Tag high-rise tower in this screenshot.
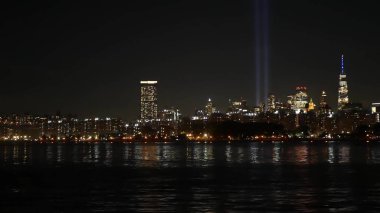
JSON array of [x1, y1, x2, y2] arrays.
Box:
[[319, 90, 329, 114], [140, 81, 158, 120], [205, 98, 216, 116], [320, 91, 327, 108], [267, 93, 276, 112], [338, 54, 349, 110]]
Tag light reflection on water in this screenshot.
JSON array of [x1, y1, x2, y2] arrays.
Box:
[[1, 142, 380, 212], [0, 142, 380, 166]]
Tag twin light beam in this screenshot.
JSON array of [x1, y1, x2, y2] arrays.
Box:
[[254, 0, 270, 108]]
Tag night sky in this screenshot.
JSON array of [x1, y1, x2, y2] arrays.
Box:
[[1, 0, 380, 120]]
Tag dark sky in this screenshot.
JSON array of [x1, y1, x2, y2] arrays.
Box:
[[1, 0, 380, 120]]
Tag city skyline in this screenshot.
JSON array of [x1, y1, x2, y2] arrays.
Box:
[[2, 2, 380, 212], [0, 54, 371, 118], [1, 1, 380, 120], [0, 53, 374, 120]]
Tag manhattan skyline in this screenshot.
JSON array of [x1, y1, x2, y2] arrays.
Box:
[[1, 0, 380, 120]]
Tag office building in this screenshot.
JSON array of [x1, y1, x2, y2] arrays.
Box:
[[140, 81, 158, 120], [338, 54, 349, 110], [288, 86, 309, 113]]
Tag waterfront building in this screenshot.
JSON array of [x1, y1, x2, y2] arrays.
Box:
[[159, 108, 181, 137], [140, 81, 158, 121]]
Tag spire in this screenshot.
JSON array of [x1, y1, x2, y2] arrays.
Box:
[[341, 54, 344, 74]]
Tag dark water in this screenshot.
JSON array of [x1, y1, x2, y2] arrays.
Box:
[[1, 141, 380, 212]]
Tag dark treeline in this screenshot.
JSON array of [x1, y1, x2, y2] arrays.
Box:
[[353, 123, 380, 139], [185, 120, 380, 141]]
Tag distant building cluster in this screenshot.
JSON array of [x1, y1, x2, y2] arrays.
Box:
[[1, 55, 380, 142], [132, 55, 380, 141], [0, 113, 125, 141]]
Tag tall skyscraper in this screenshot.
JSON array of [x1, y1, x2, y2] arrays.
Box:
[[267, 93, 276, 112], [205, 98, 216, 116], [319, 90, 330, 114], [140, 81, 158, 120], [338, 54, 349, 110], [320, 91, 327, 109]]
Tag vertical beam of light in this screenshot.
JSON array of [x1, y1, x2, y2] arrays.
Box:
[[263, 0, 270, 111], [253, 0, 270, 107], [254, 0, 262, 106]]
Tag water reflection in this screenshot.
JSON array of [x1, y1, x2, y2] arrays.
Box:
[[2, 142, 380, 212], [0, 142, 380, 166], [272, 143, 281, 163], [294, 144, 308, 164], [339, 145, 350, 163]]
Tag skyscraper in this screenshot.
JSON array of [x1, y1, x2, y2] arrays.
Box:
[[140, 81, 158, 120], [338, 54, 349, 110], [205, 98, 216, 116], [287, 86, 309, 114], [319, 90, 331, 114], [267, 93, 276, 112], [307, 98, 315, 112], [320, 91, 327, 109]]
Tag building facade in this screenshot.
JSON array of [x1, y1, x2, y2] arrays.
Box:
[[140, 81, 158, 120], [338, 54, 349, 110], [288, 86, 309, 113], [267, 93, 276, 112], [372, 103, 380, 123], [205, 98, 216, 116]]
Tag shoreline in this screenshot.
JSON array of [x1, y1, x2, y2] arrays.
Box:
[[1, 138, 379, 144]]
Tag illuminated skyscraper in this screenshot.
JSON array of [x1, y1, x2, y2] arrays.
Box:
[[319, 90, 331, 114], [205, 98, 216, 116], [140, 81, 158, 120], [287, 86, 309, 113], [267, 93, 276, 112], [307, 98, 315, 111], [338, 54, 349, 110], [320, 91, 327, 109]]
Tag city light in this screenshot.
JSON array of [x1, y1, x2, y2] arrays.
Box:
[[0, 55, 378, 143]]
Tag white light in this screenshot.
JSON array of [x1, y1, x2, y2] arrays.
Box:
[[140, 81, 157, 84]]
